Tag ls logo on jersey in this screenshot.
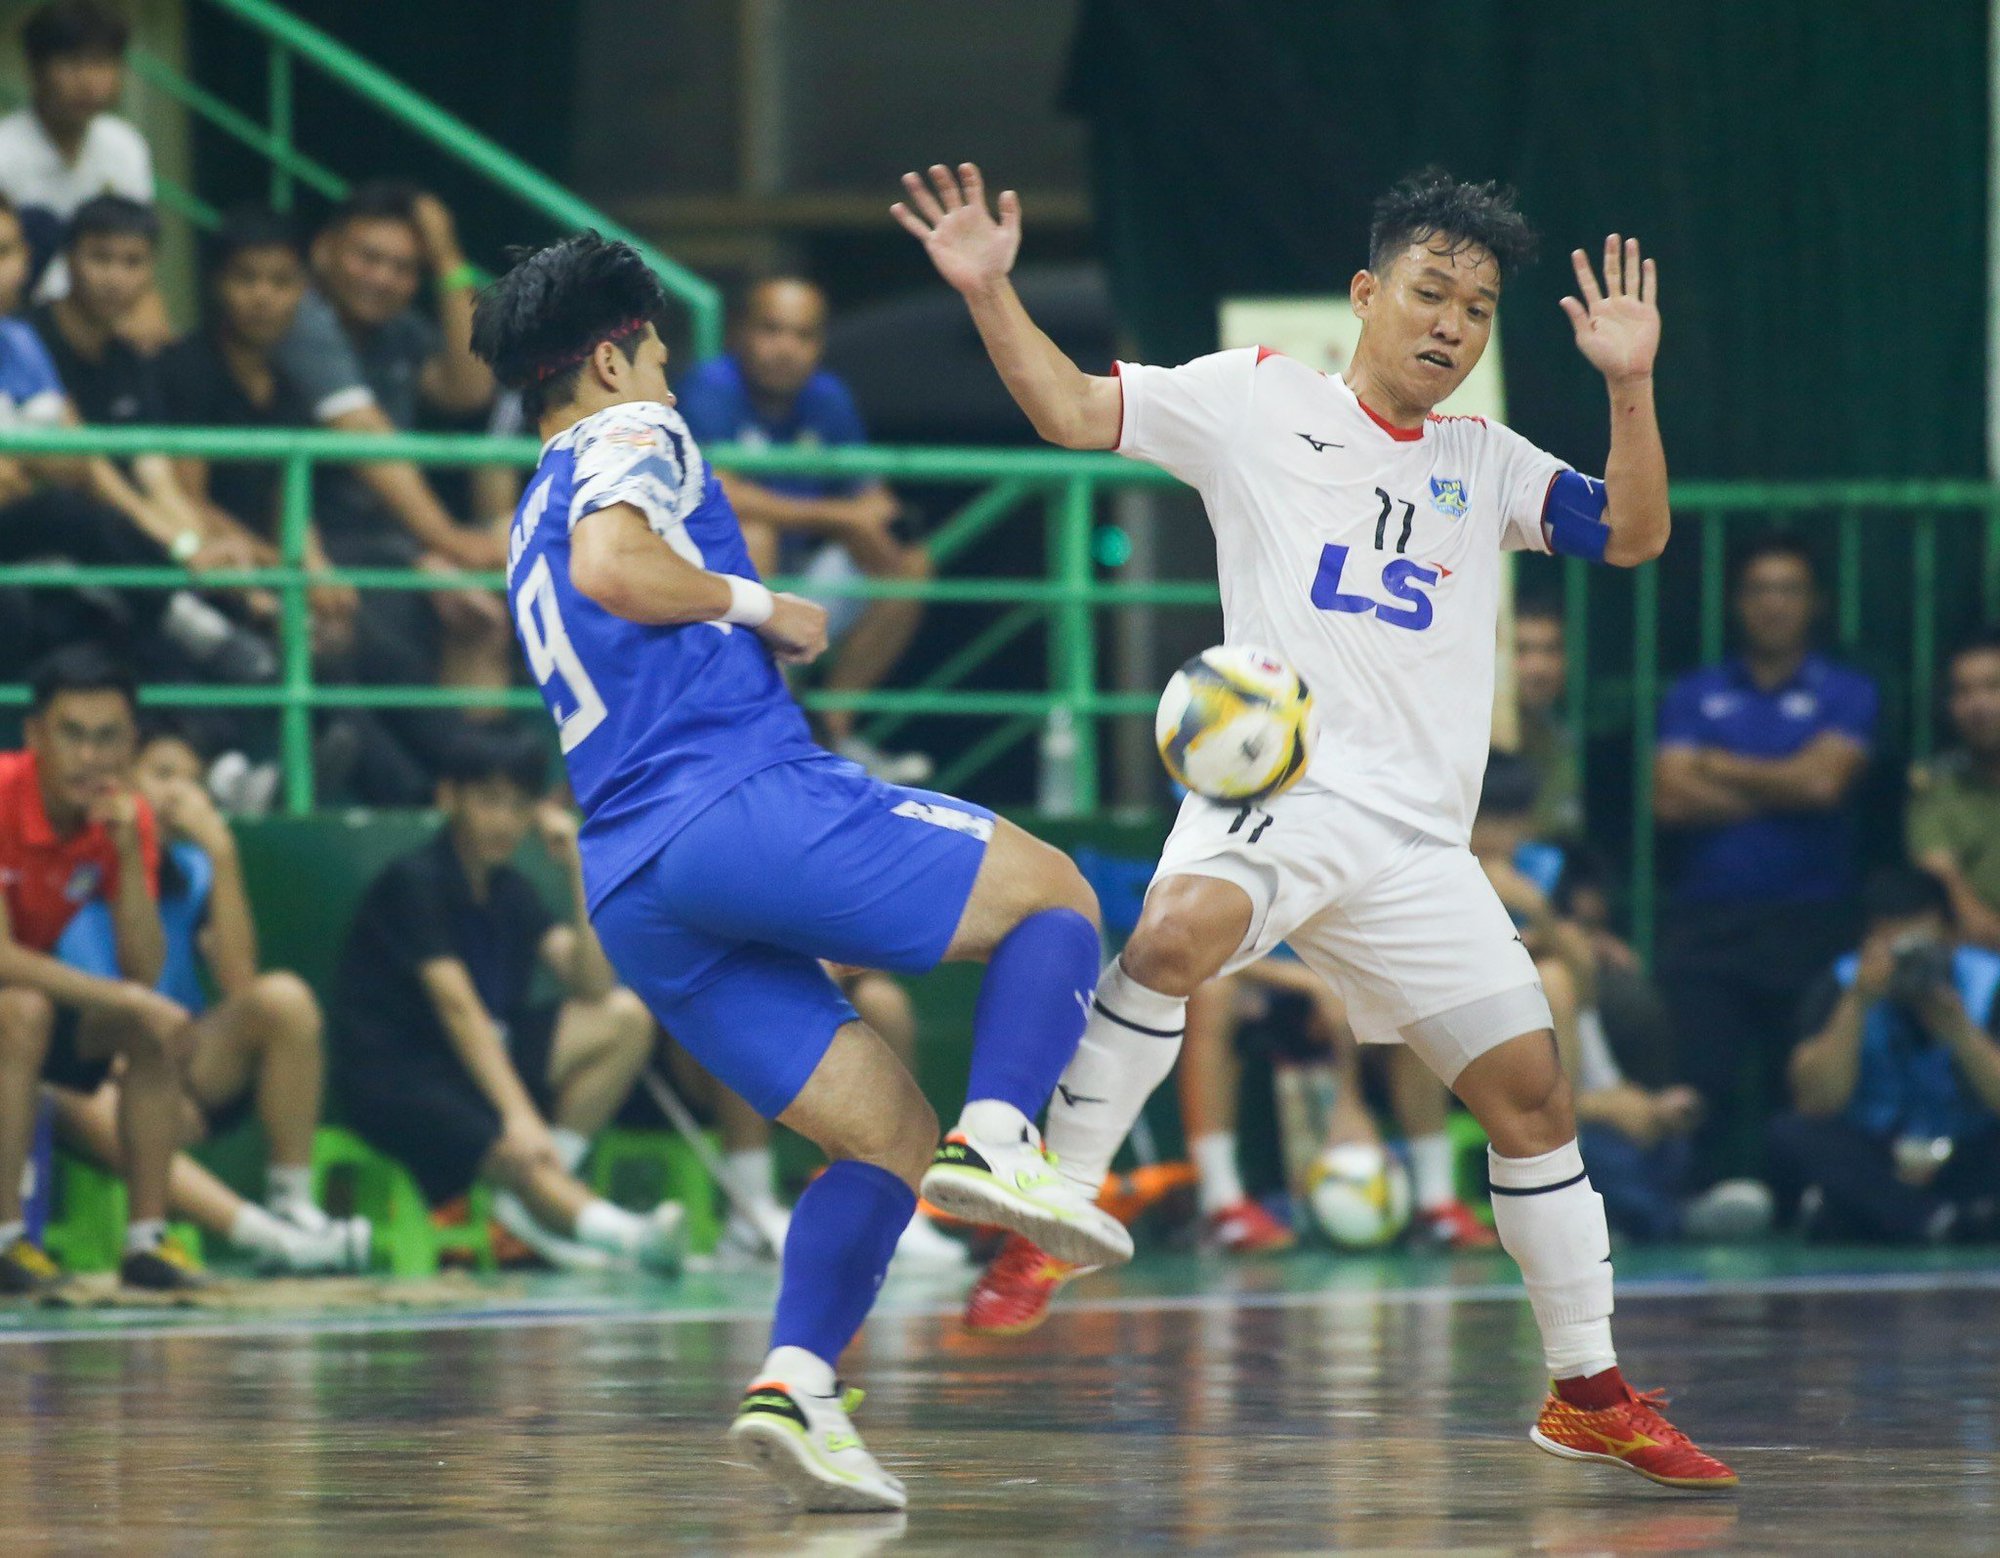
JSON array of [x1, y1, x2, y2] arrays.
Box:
[[1428, 477, 1470, 518], [1310, 544, 1440, 632]]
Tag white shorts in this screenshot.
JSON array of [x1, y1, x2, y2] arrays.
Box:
[[796, 542, 868, 644], [1153, 786, 1551, 1082]]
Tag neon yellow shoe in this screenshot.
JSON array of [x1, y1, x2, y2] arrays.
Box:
[[729, 1348, 906, 1512], [0, 1236, 63, 1295], [920, 1114, 1133, 1269]]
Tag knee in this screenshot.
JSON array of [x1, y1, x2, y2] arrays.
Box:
[[247, 972, 323, 1047], [1122, 914, 1222, 998], [0, 989, 54, 1065], [602, 987, 655, 1060], [998, 840, 1100, 937], [823, 1084, 938, 1186]]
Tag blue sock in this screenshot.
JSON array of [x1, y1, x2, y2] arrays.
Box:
[[769, 1160, 915, 1364], [965, 906, 1101, 1119]]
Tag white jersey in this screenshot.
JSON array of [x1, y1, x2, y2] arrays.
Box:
[[1117, 346, 1569, 845]]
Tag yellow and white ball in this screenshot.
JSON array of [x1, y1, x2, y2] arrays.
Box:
[[1304, 1142, 1413, 1250], [1154, 645, 1316, 802]]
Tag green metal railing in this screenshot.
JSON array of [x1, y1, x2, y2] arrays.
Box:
[[4, 421, 1996, 956], [128, 0, 722, 358]]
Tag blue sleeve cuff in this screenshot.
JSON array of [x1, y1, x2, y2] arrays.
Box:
[[1543, 469, 1611, 563]]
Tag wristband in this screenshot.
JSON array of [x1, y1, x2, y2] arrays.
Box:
[[169, 529, 203, 564], [719, 574, 775, 627], [441, 260, 480, 292]]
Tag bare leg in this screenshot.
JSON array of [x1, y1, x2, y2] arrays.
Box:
[[52, 1084, 253, 1240], [843, 971, 917, 1072], [777, 1020, 937, 1192], [545, 989, 653, 1138], [1178, 976, 1242, 1142], [0, 991, 53, 1224], [480, 1141, 597, 1232], [84, 1005, 187, 1225], [821, 543, 929, 746], [186, 972, 324, 1170]]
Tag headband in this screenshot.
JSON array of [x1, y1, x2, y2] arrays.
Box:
[[532, 317, 647, 381]]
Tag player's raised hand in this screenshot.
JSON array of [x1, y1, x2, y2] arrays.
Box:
[[892, 163, 1021, 296], [1559, 234, 1659, 386], [757, 593, 829, 666]]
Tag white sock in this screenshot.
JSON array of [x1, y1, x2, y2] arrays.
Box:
[[124, 1217, 165, 1255], [1406, 1131, 1457, 1213], [758, 1343, 835, 1396], [1190, 1131, 1246, 1215], [1488, 1140, 1617, 1379], [549, 1127, 590, 1175], [229, 1201, 294, 1256], [265, 1164, 326, 1229], [1043, 958, 1186, 1194], [956, 1097, 1033, 1143], [573, 1197, 647, 1256], [722, 1146, 778, 1212], [0, 1219, 23, 1247]]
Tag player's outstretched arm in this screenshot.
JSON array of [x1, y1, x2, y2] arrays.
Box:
[[571, 503, 828, 663], [893, 162, 1120, 451], [1561, 235, 1668, 568]]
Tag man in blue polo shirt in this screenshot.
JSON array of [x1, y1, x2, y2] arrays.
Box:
[[1654, 536, 1878, 1181], [675, 276, 931, 783]]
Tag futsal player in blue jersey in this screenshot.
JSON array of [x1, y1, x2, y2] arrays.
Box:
[[471, 235, 1129, 1512]]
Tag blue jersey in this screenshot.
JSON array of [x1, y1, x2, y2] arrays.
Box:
[[508, 401, 824, 910], [674, 354, 868, 501], [56, 840, 213, 1015]]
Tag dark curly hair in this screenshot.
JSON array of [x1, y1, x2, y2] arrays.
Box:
[[470, 231, 668, 420], [1369, 167, 1537, 283]]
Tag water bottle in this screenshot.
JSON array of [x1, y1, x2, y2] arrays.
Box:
[[1039, 706, 1079, 817]]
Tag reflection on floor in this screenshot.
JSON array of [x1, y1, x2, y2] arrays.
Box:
[[3, 1244, 1996, 1553]]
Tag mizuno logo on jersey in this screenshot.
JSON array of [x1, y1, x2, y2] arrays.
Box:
[[1295, 432, 1343, 453], [1429, 477, 1469, 517]]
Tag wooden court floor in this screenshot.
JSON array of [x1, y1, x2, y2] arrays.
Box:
[[2, 1249, 1996, 1555]]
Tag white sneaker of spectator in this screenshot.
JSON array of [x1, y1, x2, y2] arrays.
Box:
[[891, 1209, 969, 1270], [718, 1200, 791, 1263], [835, 735, 934, 786], [1680, 1178, 1775, 1242]]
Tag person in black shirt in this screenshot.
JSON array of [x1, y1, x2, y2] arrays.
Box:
[[156, 208, 358, 657], [332, 725, 684, 1270]]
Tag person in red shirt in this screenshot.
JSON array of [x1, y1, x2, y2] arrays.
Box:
[[0, 645, 199, 1291]]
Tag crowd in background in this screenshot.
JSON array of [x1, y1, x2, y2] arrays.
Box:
[[0, 0, 1995, 1295]]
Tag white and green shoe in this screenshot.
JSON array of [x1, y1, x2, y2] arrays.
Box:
[[729, 1349, 906, 1513], [920, 1106, 1134, 1269]]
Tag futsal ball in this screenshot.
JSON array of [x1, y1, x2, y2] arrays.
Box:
[[1305, 1142, 1413, 1250], [1154, 645, 1316, 802]]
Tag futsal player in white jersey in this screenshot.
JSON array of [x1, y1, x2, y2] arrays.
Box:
[[895, 163, 1737, 1489]]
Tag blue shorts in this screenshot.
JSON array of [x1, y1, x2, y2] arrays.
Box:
[[591, 756, 994, 1117]]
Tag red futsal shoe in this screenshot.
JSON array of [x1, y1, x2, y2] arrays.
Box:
[[1204, 1198, 1296, 1255], [1412, 1197, 1500, 1251], [962, 1234, 1088, 1337], [1531, 1383, 1740, 1490]]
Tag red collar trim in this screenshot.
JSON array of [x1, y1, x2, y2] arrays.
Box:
[[1356, 396, 1426, 442]]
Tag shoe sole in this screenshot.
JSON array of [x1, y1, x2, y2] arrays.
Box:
[[919, 1165, 1134, 1268], [1529, 1427, 1740, 1490], [728, 1416, 907, 1513]]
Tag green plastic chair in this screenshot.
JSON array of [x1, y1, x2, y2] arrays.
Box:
[[42, 1150, 204, 1274], [1446, 1110, 1495, 1225], [587, 1127, 721, 1254], [311, 1126, 495, 1276]]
